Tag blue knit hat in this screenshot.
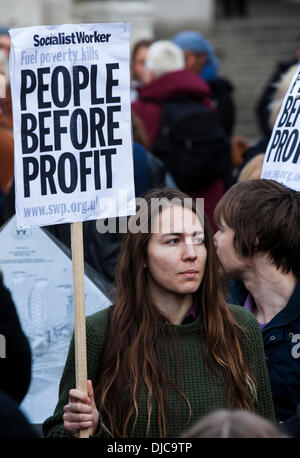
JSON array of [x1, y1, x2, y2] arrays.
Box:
[[172, 30, 219, 81]]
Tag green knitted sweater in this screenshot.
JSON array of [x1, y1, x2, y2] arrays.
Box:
[[43, 304, 275, 438]]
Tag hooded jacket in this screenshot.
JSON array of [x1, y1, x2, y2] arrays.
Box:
[[132, 69, 213, 148]]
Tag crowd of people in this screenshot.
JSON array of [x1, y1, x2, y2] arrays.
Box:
[[1, 21, 300, 441]]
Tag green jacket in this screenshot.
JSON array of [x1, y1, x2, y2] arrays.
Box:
[[43, 304, 275, 438]]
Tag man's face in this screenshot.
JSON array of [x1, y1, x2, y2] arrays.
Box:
[[132, 45, 149, 84], [0, 35, 10, 58], [184, 50, 206, 74], [213, 219, 248, 277]]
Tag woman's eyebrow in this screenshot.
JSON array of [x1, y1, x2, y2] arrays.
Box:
[[160, 232, 183, 237], [160, 231, 204, 237]]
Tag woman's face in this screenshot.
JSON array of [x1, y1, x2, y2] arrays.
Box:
[[146, 205, 207, 298]]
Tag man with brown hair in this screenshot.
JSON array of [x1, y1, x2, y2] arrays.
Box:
[[213, 179, 300, 437]]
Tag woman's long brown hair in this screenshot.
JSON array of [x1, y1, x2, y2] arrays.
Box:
[[94, 188, 256, 437]]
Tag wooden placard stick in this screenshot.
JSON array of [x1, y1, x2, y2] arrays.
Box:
[[71, 221, 89, 439]]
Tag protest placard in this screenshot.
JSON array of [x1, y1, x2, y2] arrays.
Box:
[[9, 22, 136, 229], [9, 22, 135, 437], [261, 64, 300, 191]]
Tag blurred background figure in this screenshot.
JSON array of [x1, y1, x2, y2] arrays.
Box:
[[132, 40, 188, 146], [237, 153, 264, 182], [130, 39, 153, 102], [181, 409, 288, 438], [256, 35, 300, 138], [0, 26, 10, 58], [131, 109, 150, 151], [0, 272, 31, 404], [172, 30, 249, 177], [131, 110, 176, 195], [220, 0, 249, 18], [132, 40, 231, 230], [0, 271, 37, 437], [240, 63, 299, 172], [268, 64, 299, 129], [172, 30, 235, 137], [0, 389, 38, 438], [0, 28, 13, 225], [0, 51, 13, 195]]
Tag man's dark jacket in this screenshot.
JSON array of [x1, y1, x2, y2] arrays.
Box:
[[228, 278, 300, 436], [0, 278, 32, 403]]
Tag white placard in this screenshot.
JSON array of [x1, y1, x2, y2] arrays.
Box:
[[9, 22, 136, 228], [0, 216, 111, 423], [261, 64, 300, 190]]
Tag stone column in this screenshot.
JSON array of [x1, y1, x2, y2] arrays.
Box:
[[42, 0, 73, 25], [0, 0, 73, 27], [0, 0, 43, 27], [73, 1, 155, 47], [149, 0, 215, 28], [0, 0, 154, 47]]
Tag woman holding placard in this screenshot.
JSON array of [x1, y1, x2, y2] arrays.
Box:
[[43, 188, 275, 438]]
